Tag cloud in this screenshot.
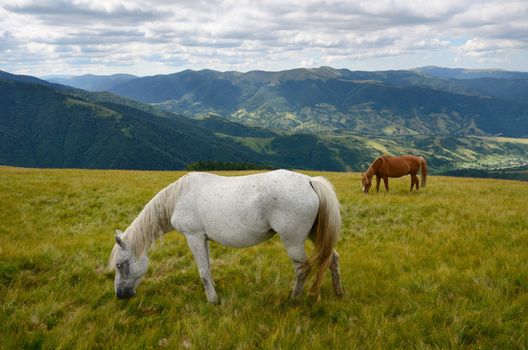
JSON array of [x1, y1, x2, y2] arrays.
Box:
[[0, 0, 527, 75], [4, 0, 170, 25], [0, 31, 19, 53], [456, 37, 527, 63]]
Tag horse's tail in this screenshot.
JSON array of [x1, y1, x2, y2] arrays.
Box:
[[420, 156, 427, 188], [304, 176, 341, 295]]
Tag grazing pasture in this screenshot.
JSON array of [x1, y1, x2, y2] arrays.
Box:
[[0, 166, 527, 349]]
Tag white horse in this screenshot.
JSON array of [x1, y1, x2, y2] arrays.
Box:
[[109, 169, 343, 303]]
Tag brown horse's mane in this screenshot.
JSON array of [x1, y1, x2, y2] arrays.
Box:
[[365, 156, 384, 179]]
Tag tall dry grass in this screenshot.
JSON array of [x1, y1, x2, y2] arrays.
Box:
[[0, 166, 527, 349]]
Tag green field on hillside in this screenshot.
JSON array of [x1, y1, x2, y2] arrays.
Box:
[[1, 166, 527, 349]]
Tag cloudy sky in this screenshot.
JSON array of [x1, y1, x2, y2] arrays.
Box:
[[1, 0, 527, 76]]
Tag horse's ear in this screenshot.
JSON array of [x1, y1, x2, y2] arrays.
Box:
[[115, 235, 127, 249], [115, 229, 123, 236]]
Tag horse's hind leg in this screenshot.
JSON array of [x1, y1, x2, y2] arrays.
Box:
[[285, 243, 309, 298], [330, 250, 344, 296], [185, 234, 219, 304], [306, 233, 343, 297], [410, 173, 419, 192]]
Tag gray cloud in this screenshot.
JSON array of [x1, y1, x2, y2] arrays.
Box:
[[38, 30, 151, 46], [4, 0, 170, 25], [0, 31, 18, 53]]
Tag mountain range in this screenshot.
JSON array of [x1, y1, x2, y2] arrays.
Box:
[[100, 67, 528, 138], [45, 74, 138, 92], [0, 72, 257, 169], [0, 70, 370, 170], [1, 67, 527, 175]]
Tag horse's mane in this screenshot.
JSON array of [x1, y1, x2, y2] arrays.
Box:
[[109, 176, 188, 268], [366, 156, 384, 176]]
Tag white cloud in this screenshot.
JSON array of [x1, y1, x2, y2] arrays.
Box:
[[0, 0, 527, 75], [456, 37, 526, 64]]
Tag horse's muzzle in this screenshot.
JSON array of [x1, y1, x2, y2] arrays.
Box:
[[116, 289, 135, 299]]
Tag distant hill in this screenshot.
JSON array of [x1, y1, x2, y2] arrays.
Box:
[[1, 70, 61, 88], [444, 78, 528, 104], [103, 67, 528, 137], [413, 66, 528, 80], [0, 74, 361, 171], [0, 77, 265, 169], [45, 74, 138, 92], [192, 114, 275, 138], [3, 68, 528, 174], [412, 66, 528, 104]]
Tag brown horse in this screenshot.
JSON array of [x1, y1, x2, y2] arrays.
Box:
[[362, 155, 427, 193]]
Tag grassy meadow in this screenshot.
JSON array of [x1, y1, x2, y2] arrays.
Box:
[[0, 166, 527, 349]]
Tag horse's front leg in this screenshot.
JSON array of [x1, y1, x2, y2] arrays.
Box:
[[375, 175, 381, 192], [206, 240, 215, 287], [185, 234, 219, 304], [383, 177, 389, 192]]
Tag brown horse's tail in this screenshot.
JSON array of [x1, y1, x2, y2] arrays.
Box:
[[303, 176, 341, 295], [420, 156, 427, 188]]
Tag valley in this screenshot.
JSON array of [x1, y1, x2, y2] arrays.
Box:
[[1, 66, 528, 177]]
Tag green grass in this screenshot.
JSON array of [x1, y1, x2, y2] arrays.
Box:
[[1, 166, 527, 349], [65, 97, 121, 119]]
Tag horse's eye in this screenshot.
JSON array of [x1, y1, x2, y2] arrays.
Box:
[[116, 263, 121, 269]]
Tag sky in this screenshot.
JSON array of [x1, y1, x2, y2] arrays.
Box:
[[1, 0, 527, 76]]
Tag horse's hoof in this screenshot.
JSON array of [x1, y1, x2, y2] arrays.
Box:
[[207, 295, 220, 304]]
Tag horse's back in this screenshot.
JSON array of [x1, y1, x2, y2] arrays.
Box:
[[172, 170, 319, 247], [380, 155, 421, 176], [186, 169, 314, 199], [400, 156, 423, 172]]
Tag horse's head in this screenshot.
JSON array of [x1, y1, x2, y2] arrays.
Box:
[[361, 173, 371, 194], [110, 230, 149, 299]]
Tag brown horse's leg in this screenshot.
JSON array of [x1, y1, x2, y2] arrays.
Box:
[[410, 173, 419, 191], [376, 175, 381, 192], [383, 177, 389, 192]]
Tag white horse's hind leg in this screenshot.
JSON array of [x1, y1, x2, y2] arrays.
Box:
[[185, 234, 219, 304], [308, 232, 343, 297], [285, 243, 309, 298], [330, 250, 344, 296]]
